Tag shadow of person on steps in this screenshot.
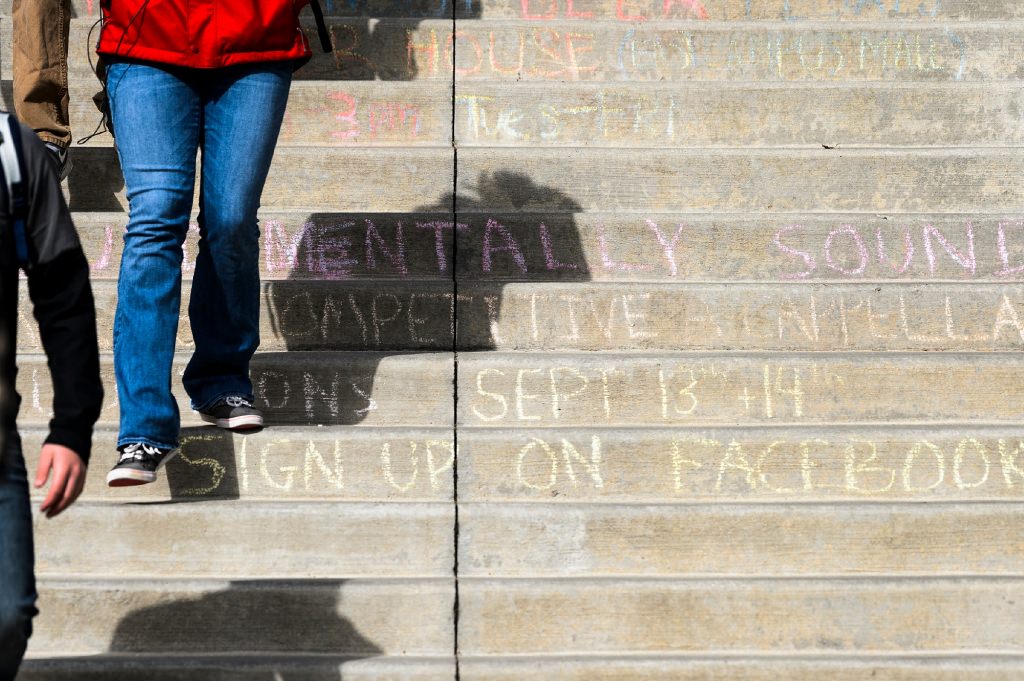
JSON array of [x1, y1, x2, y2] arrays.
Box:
[[106, 580, 383, 680], [18, 580, 382, 680], [150, 171, 588, 501], [108, 579, 380, 656], [295, 0, 481, 81], [258, 169, 589, 426]]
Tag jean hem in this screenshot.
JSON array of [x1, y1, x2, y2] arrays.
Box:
[[192, 390, 255, 413], [116, 436, 179, 451]]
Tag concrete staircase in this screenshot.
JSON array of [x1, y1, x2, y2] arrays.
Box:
[[3, 0, 1024, 678]]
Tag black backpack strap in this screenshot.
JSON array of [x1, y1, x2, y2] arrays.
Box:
[[308, 0, 334, 53], [0, 113, 31, 269]]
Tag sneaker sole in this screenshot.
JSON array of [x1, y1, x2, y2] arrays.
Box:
[[106, 449, 178, 487], [200, 413, 264, 431]]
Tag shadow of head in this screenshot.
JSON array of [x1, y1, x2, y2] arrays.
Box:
[[455, 170, 584, 213], [285, 0, 484, 81], [259, 170, 588, 426], [109, 579, 382, 655]]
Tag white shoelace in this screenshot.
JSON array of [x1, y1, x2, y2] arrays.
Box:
[[118, 442, 163, 463], [224, 396, 253, 408]]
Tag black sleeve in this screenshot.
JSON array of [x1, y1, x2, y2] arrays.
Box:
[[28, 251, 104, 463], [18, 123, 103, 464]]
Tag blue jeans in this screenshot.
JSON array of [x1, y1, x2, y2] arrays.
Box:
[[107, 60, 292, 450], [0, 433, 38, 681]]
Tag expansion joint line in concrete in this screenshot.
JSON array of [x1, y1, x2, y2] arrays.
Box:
[[450, 11, 462, 680]]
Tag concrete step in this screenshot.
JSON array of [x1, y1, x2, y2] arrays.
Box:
[[437, 212, 1021, 283], [489, 212, 1019, 284], [458, 578, 1024, 654], [461, 0, 1024, 21], [34, 502, 453, 578], [56, 147, 1023, 216], [454, 83, 1024, 148], [39, 280, 1024, 354], [17, 351, 453, 427], [459, 657, 1024, 681], [2, 0, 1022, 21], [457, 426, 1024, 502], [62, 280, 457, 353], [22, 427, 454, 502], [21, 655, 454, 681], [276, 81, 451, 146], [7, 21, 1024, 84], [457, 148, 1024, 213], [2, 80, 451, 148], [458, 503, 1024, 576], [0, 18, 455, 81], [36, 79, 1024, 150], [20, 425, 1023, 504], [30, 426, 1024, 504], [0, 0, 453, 18], [73, 212, 454, 282], [446, 23, 1017, 83], [453, 282, 1024, 352], [64, 147, 452, 213], [19, 656, 1024, 681], [68, 212, 1024, 284], [25, 350, 1021, 429], [457, 353, 1024, 426], [28, 578, 453, 655]]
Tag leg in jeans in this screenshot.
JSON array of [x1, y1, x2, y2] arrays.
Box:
[[107, 62, 200, 450], [183, 63, 292, 409], [0, 434, 39, 681], [12, 0, 72, 147]]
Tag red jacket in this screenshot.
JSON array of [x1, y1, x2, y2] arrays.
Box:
[[97, 0, 312, 69]]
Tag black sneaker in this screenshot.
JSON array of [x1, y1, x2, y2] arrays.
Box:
[[199, 395, 264, 431], [44, 142, 72, 182], [106, 442, 177, 487]]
